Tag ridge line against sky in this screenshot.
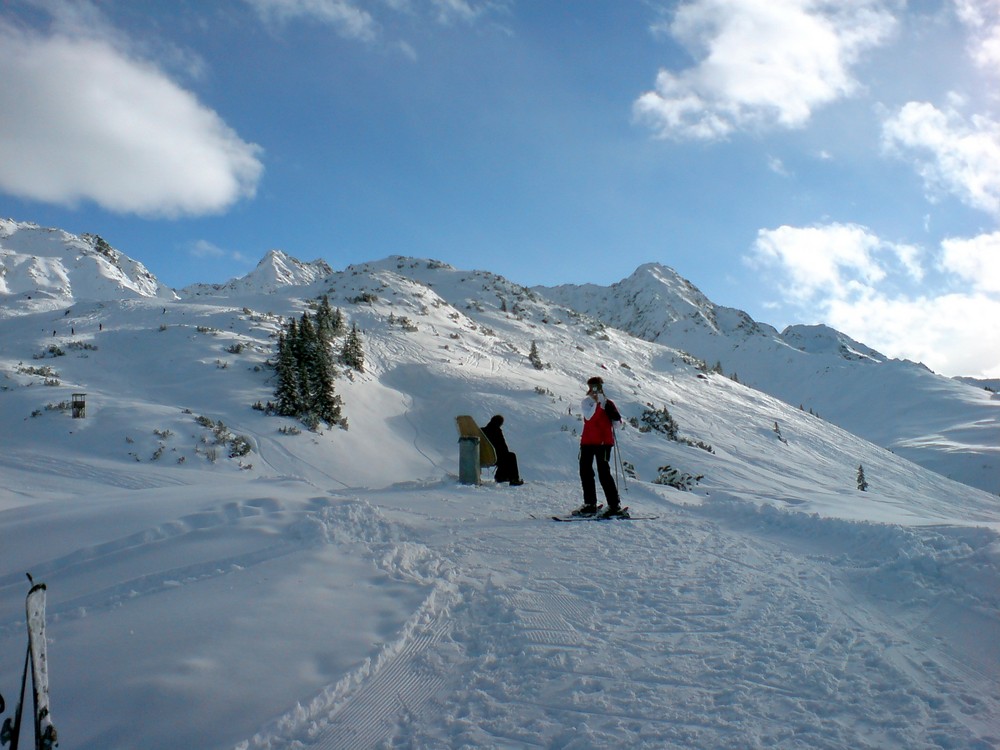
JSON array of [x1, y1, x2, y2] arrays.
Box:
[[0, 0, 998, 377]]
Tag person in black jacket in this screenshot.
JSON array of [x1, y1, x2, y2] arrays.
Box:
[[481, 414, 524, 486]]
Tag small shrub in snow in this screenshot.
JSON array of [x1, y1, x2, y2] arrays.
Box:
[[194, 415, 254, 460], [33, 345, 65, 359], [228, 435, 253, 458], [653, 465, 703, 490], [637, 405, 679, 440], [18, 364, 58, 378]]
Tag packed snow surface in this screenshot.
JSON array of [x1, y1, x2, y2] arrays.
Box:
[[0, 236, 998, 749]]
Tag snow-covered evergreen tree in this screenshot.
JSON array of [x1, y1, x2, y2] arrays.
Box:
[[857, 464, 869, 492], [528, 340, 544, 370], [341, 323, 365, 373], [273, 328, 301, 417], [272, 312, 343, 429]]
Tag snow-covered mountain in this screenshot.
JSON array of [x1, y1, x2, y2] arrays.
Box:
[[541, 263, 1000, 495], [0, 219, 176, 318], [1, 223, 998, 749], [181, 248, 333, 297]]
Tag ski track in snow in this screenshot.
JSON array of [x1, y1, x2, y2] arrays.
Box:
[[236, 484, 1000, 750], [0, 451, 187, 491], [0, 496, 300, 636]]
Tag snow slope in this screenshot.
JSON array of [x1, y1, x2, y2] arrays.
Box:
[[541, 264, 1000, 496], [0, 230, 998, 749]]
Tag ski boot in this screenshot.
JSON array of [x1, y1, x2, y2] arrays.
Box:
[[600, 505, 630, 519], [571, 503, 600, 517]]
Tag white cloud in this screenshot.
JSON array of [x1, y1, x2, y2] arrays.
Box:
[[954, 0, 1000, 73], [243, 0, 378, 41], [766, 156, 790, 176], [243, 0, 502, 38], [749, 223, 1000, 377], [941, 231, 1000, 292], [634, 0, 897, 140], [882, 102, 1000, 218], [826, 290, 1000, 378], [0, 22, 263, 218], [431, 0, 489, 24], [750, 223, 920, 301], [190, 240, 228, 259], [190, 239, 252, 265]]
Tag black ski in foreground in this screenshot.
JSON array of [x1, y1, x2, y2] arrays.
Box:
[[551, 507, 657, 522]]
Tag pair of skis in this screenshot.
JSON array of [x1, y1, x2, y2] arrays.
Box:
[[550, 506, 658, 522], [2, 576, 57, 750]]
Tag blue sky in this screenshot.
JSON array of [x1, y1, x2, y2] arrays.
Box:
[[1, 0, 998, 377]]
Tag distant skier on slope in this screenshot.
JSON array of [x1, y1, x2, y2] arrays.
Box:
[[482, 414, 524, 486], [575, 376, 624, 517]]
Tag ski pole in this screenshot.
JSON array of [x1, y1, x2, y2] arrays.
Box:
[[1, 644, 29, 750], [612, 422, 628, 493]]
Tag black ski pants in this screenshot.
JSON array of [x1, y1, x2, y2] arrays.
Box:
[[494, 451, 521, 483], [579, 444, 619, 507]]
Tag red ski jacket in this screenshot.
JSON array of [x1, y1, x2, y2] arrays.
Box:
[[580, 396, 621, 445]]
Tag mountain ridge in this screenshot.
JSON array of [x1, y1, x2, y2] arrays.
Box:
[[538, 262, 999, 495], [1, 219, 997, 495]]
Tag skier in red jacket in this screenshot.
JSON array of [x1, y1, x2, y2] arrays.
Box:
[[576, 376, 624, 517]]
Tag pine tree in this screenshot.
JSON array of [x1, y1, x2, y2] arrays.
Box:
[[274, 330, 299, 416], [272, 312, 344, 428], [315, 294, 335, 342], [295, 314, 318, 416], [341, 323, 365, 372], [331, 307, 346, 337], [857, 464, 869, 492], [529, 340, 544, 370]]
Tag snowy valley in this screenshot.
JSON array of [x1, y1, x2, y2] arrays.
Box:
[[1, 220, 998, 749]]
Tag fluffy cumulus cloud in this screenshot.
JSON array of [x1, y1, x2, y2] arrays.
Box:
[[751, 223, 921, 302], [954, 0, 1000, 73], [634, 0, 898, 140], [0, 21, 263, 218], [941, 231, 1000, 292], [882, 102, 1000, 219], [749, 223, 1000, 377]]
